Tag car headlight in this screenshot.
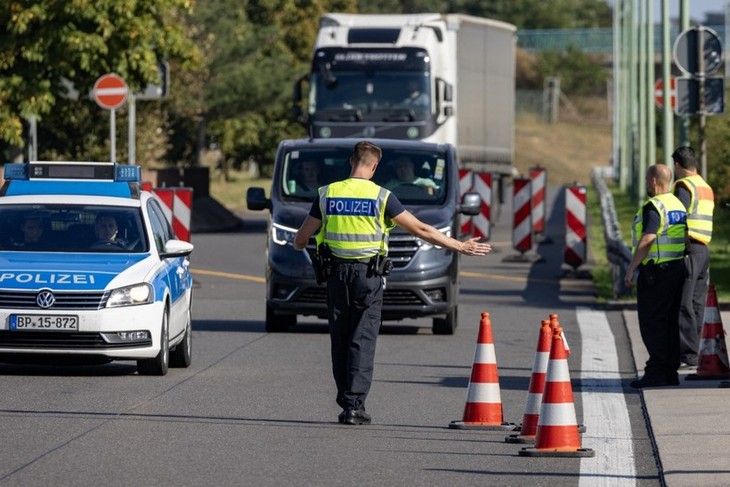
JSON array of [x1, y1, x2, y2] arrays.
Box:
[[418, 226, 452, 251], [272, 222, 298, 246], [106, 283, 153, 308]]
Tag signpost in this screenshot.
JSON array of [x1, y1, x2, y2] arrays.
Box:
[[93, 73, 129, 163], [654, 77, 676, 109], [672, 26, 725, 179]]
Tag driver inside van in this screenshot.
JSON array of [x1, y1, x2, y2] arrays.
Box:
[[384, 157, 438, 194]]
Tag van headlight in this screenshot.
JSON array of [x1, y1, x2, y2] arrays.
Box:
[[417, 226, 452, 251], [106, 283, 153, 308], [272, 222, 298, 246]]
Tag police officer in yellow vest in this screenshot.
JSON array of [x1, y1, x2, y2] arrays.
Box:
[[294, 141, 491, 425], [671, 146, 714, 368], [625, 164, 688, 388]]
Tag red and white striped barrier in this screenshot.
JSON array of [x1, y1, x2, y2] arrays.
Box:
[[458, 169, 473, 236], [150, 187, 194, 242], [564, 184, 587, 270], [529, 166, 547, 237], [512, 177, 532, 254], [473, 172, 492, 241]]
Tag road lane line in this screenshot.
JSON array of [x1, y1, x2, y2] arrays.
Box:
[[578, 307, 636, 486], [191, 268, 266, 283]]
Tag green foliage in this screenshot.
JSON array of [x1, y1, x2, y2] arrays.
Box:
[[0, 0, 200, 157], [533, 47, 609, 96]]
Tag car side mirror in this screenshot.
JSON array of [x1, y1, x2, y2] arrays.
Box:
[[160, 239, 194, 259], [458, 192, 481, 216]]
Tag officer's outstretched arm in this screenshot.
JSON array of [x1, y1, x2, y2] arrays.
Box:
[[294, 215, 322, 250], [392, 210, 491, 256]]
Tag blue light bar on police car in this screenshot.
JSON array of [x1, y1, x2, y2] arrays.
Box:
[[3, 162, 140, 183]]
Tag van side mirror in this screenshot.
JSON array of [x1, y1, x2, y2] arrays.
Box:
[[246, 187, 271, 211], [458, 192, 481, 216]]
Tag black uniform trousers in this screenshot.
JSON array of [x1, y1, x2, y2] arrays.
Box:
[[326, 260, 382, 411], [636, 259, 685, 379], [678, 241, 710, 365]]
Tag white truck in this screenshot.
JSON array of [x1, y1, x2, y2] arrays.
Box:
[[293, 13, 517, 176]]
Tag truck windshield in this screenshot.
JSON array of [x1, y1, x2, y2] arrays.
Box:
[[0, 204, 148, 253], [310, 72, 431, 121], [281, 147, 448, 205]]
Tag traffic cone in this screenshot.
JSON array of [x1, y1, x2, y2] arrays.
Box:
[[548, 313, 585, 433], [450, 312, 515, 430], [686, 284, 730, 381], [506, 320, 552, 444], [519, 326, 594, 457], [549, 313, 570, 356]]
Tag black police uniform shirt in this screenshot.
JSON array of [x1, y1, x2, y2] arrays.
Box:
[[307, 179, 406, 221], [674, 184, 691, 210], [641, 202, 661, 237]]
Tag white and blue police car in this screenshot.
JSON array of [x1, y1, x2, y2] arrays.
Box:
[[0, 161, 194, 375]]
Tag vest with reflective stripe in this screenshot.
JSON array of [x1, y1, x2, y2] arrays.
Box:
[[673, 174, 714, 244], [316, 178, 394, 259], [632, 192, 687, 265]]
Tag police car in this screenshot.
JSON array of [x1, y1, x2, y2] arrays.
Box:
[[0, 161, 194, 375]]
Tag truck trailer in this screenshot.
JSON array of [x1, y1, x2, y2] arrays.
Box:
[[293, 13, 517, 176]]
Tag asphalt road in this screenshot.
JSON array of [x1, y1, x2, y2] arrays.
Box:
[[0, 187, 666, 486]]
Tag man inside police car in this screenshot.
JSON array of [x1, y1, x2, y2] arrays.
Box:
[[293, 140, 491, 425]]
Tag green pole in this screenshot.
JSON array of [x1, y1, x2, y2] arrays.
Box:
[[647, 0, 656, 170], [678, 0, 690, 148], [629, 0, 639, 198], [661, 0, 674, 168], [620, 0, 631, 191], [638, 0, 647, 199]]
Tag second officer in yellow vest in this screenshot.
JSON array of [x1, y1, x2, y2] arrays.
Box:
[[671, 146, 714, 368], [294, 141, 491, 425], [625, 164, 688, 388]]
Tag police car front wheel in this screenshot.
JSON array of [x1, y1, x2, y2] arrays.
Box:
[[137, 309, 170, 375]]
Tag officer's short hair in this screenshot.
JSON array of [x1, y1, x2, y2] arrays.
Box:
[[352, 141, 382, 165], [671, 146, 697, 171]]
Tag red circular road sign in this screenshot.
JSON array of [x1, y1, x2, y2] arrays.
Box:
[[93, 73, 129, 110], [655, 76, 676, 109]]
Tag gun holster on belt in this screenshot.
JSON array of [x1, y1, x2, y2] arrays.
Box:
[[367, 254, 393, 277], [312, 243, 332, 284]]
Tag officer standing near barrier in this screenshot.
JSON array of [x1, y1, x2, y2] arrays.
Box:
[[624, 164, 687, 388], [671, 146, 714, 368], [294, 141, 491, 425]]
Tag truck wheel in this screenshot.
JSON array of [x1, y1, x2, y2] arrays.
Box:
[[266, 303, 296, 332], [432, 307, 457, 335]]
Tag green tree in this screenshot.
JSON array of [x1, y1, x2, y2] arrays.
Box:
[[0, 0, 199, 160]]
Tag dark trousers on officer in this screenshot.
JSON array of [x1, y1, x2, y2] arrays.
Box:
[[637, 259, 684, 379], [327, 260, 382, 411], [678, 241, 710, 365]]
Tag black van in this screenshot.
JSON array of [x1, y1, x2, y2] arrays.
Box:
[[246, 138, 481, 334]]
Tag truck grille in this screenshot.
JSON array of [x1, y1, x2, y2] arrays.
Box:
[[0, 290, 109, 310]]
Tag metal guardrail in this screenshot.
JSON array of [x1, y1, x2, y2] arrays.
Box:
[[591, 167, 633, 298], [517, 25, 726, 54]]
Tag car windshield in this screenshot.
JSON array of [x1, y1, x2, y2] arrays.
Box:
[[281, 147, 448, 204], [0, 204, 148, 253]]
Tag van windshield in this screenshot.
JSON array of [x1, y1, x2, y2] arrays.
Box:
[[281, 147, 449, 205]]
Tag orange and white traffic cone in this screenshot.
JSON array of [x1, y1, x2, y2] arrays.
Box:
[[687, 284, 730, 381], [506, 319, 552, 444], [450, 312, 515, 430], [519, 326, 594, 457], [549, 313, 570, 356]]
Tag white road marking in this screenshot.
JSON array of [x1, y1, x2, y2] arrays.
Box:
[[578, 307, 636, 486]]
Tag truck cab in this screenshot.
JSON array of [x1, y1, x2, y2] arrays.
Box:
[[246, 138, 480, 334]]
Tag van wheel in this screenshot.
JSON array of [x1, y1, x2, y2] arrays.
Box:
[[432, 307, 457, 335], [266, 303, 296, 332]]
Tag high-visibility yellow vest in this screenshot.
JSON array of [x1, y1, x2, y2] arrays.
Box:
[[673, 174, 714, 244], [316, 178, 395, 259], [632, 192, 687, 265]]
